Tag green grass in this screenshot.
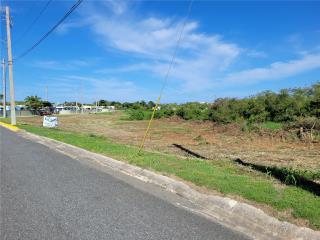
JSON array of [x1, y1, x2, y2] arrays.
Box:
[[0, 118, 10, 124], [4, 122, 320, 229], [260, 121, 283, 130]]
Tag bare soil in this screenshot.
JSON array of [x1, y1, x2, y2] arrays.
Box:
[[18, 112, 320, 172]]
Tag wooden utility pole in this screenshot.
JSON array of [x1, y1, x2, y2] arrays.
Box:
[[80, 82, 84, 114], [45, 85, 48, 102], [75, 99, 78, 114], [5, 6, 16, 125], [2, 59, 6, 118], [75, 87, 79, 114]]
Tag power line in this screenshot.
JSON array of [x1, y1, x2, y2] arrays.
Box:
[[1, 0, 7, 60], [138, 0, 195, 153], [14, 0, 83, 61], [13, 0, 53, 46], [23, 0, 40, 22]]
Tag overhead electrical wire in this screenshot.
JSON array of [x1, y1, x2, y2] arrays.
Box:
[[25, 0, 40, 15], [138, 0, 195, 153], [14, 0, 83, 61], [13, 0, 53, 46], [1, 0, 6, 61]]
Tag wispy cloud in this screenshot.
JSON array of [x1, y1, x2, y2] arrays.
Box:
[[81, 1, 241, 90], [56, 20, 89, 35], [32, 59, 93, 71], [245, 49, 267, 58], [41, 75, 148, 102], [223, 53, 320, 84], [51, 1, 320, 98]]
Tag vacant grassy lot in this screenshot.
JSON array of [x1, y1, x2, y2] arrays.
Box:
[[5, 122, 319, 230], [13, 112, 320, 172]]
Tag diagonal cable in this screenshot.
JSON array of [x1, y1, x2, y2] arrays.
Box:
[[13, 0, 83, 61], [138, 0, 195, 153], [13, 0, 53, 46]]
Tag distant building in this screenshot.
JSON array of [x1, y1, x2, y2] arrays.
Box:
[[82, 105, 92, 110], [106, 106, 115, 110], [0, 105, 26, 110], [54, 104, 79, 114], [100, 106, 115, 113]]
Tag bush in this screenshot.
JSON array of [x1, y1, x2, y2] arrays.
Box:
[[128, 110, 148, 120], [284, 117, 320, 131], [177, 102, 210, 121], [209, 98, 244, 123], [209, 83, 320, 125]]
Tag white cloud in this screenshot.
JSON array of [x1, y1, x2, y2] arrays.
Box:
[[90, 13, 240, 63], [53, 1, 320, 96], [56, 20, 89, 34], [45, 75, 147, 102], [245, 49, 267, 58], [224, 53, 320, 84], [32, 59, 92, 71], [106, 0, 128, 15], [83, 1, 241, 90]]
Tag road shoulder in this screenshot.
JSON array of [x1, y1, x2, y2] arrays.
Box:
[[0, 122, 20, 132]]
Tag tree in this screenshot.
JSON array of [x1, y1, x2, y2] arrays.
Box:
[[98, 100, 111, 106], [177, 102, 210, 120], [42, 101, 53, 108], [309, 83, 320, 117], [25, 95, 43, 111], [147, 101, 156, 109], [209, 98, 244, 123]]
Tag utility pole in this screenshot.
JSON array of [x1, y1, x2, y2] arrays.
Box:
[[80, 81, 84, 114], [75, 87, 78, 114], [2, 59, 6, 118], [45, 85, 48, 102], [75, 99, 78, 114], [5, 6, 16, 125]]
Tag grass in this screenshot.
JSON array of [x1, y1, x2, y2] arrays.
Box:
[[5, 114, 320, 172], [260, 121, 283, 130], [10, 122, 320, 230]]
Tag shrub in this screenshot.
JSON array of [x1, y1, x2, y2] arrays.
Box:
[[128, 110, 146, 120], [177, 102, 210, 121], [284, 117, 320, 131]]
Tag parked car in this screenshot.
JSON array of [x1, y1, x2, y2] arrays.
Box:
[[39, 110, 52, 116]]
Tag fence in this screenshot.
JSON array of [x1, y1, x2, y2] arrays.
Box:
[[0, 110, 34, 117]]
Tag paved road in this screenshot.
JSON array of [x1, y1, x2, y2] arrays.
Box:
[[0, 127, 250, 240]]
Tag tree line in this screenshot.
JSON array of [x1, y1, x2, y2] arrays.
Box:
[[20, 82, 320, 127], [125, 83, 320, 125]]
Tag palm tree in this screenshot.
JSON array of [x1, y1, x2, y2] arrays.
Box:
[[25, 95, 43, 111]]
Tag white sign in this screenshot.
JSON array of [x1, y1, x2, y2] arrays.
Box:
[[43, 116, 58, 128]]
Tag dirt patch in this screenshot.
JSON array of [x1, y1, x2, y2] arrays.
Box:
[[17, 113, 320, 172]]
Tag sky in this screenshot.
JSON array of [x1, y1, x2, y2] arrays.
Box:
[[1, 0, 320, 103]]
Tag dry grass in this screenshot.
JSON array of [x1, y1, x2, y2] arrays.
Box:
[[17, 112, 320, 172]]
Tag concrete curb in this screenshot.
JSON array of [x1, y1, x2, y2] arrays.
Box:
[[0, 122, 20, 132], [19, 130, 320, 240]]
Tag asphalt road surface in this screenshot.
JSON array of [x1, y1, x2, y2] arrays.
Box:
[[0, 126, 250, 240]]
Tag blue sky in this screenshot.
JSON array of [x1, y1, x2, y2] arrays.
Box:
[[2, 0, 320, 103]]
